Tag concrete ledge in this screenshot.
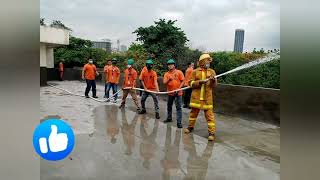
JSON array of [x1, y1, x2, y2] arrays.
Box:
[[214, 84, 280, 125], [40, 26, 69, 45]]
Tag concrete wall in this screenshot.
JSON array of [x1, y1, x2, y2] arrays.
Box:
[[46, 68, 280, 125], [46, 48, 54, 68], [40, 26, 69, 45], [214, 84, 280, 125], [40, 44, 47, 67], [40, 44, 54, 68], [40, 67, 47, 86], [40, 26, 70, 85]]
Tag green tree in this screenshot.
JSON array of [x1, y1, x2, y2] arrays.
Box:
[[40, 18, 45, 26], [220, 58, 280, 89], [177, 48, 202, 71], [133, 19, 189, 74], [91, 48, 110, 67], [54, 36, 93, 67], [253, 48, 257, 53], [50, 20, 72, 31], [126, 43, 148, 72], [210, 52, 243, 74]]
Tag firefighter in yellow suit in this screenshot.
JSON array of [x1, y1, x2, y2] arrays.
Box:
[[184, 54, 218, 141]]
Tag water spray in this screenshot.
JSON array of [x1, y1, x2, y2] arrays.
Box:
[[215, 52, 280, 79]]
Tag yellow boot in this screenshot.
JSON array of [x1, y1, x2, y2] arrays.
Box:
[[184, 127, 194, 134], [208, 133, 215, 141]]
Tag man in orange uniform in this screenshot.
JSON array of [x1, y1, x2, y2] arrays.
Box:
[[119, 59, 141, 111], [184, 54, 218, 141], [138, 65, 148, 97], [138, 59, 160, 119], [105, 58, 120, 103], [163, 59, 185, 128], [104, 59, 112, 98], [183, 62, 194, 108], [82, 59, 99, 98], [58, 60, 64, 81]]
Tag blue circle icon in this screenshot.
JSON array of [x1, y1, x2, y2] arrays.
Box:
[[33, 119, 75, 161]]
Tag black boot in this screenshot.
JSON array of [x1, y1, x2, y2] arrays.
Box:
[[164, 118, 172, 123], [155, 112, 160, 119], [119, 104, 125, 109], [138, 109, 146, 114]]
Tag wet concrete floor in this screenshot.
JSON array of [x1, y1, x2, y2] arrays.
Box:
[[40, 81, 279, 180]]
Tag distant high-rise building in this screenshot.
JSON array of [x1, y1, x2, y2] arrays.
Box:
[[117, 39, 120, 51], [92, 41, 111, 52], [233, 29, 245, 53], [120, 45, 127, 52]]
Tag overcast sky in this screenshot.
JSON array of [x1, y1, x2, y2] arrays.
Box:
[[40, 0, 280, 52]]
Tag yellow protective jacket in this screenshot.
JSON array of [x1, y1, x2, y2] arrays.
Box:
[[189, 68, 216, 110]]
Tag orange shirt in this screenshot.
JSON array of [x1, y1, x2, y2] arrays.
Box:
[[139, 66, 148, 80], [59, 62, 64, 71], [104, 65, 111, 73], [83, 63, 97, 80], [139, 69, 158, 90], [123, 68, 138, 88], [184, 67, 193, 86], [164, 69, 185, 96], [106, 65, 120, 83], [104, 65, 111, 82]]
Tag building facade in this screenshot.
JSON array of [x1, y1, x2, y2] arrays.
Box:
[[120, 45, 127, 52], [40, 26, 70, 86], [92, 41, 112, 52], [233, 29, 245, 53]]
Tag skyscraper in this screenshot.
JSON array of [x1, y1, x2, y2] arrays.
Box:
[[117, 39, 120, 51], [92, 41, 112, 52], [233, 29, 245, 53]]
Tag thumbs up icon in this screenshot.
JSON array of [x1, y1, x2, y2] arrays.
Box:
[[33, 119, 75, 161], [49, 125, 68, 152], [39, 125, 68, 153]]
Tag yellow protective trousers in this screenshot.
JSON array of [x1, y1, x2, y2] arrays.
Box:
[[188, 107, 216, 134]]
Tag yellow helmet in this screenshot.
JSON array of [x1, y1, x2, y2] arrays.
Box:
[[199, 54, 212, 62]]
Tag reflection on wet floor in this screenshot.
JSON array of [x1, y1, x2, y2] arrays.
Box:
[[96, 105, 215, 179], [183, 134, 214, 180], [106, 105, 120, 144], [161, 124, 182, 178], [41, 104, 279, 180], [139, 115, 159, 169], [121, 109, 138, 156]]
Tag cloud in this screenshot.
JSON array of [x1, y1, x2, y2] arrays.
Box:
[[40, 0, 279, 51]]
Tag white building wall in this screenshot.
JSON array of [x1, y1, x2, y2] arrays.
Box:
[[40, 26, 69, 45], [40, 26, 69, 68], [46, 48, 54, 68], [40, 43, 47, 67]]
